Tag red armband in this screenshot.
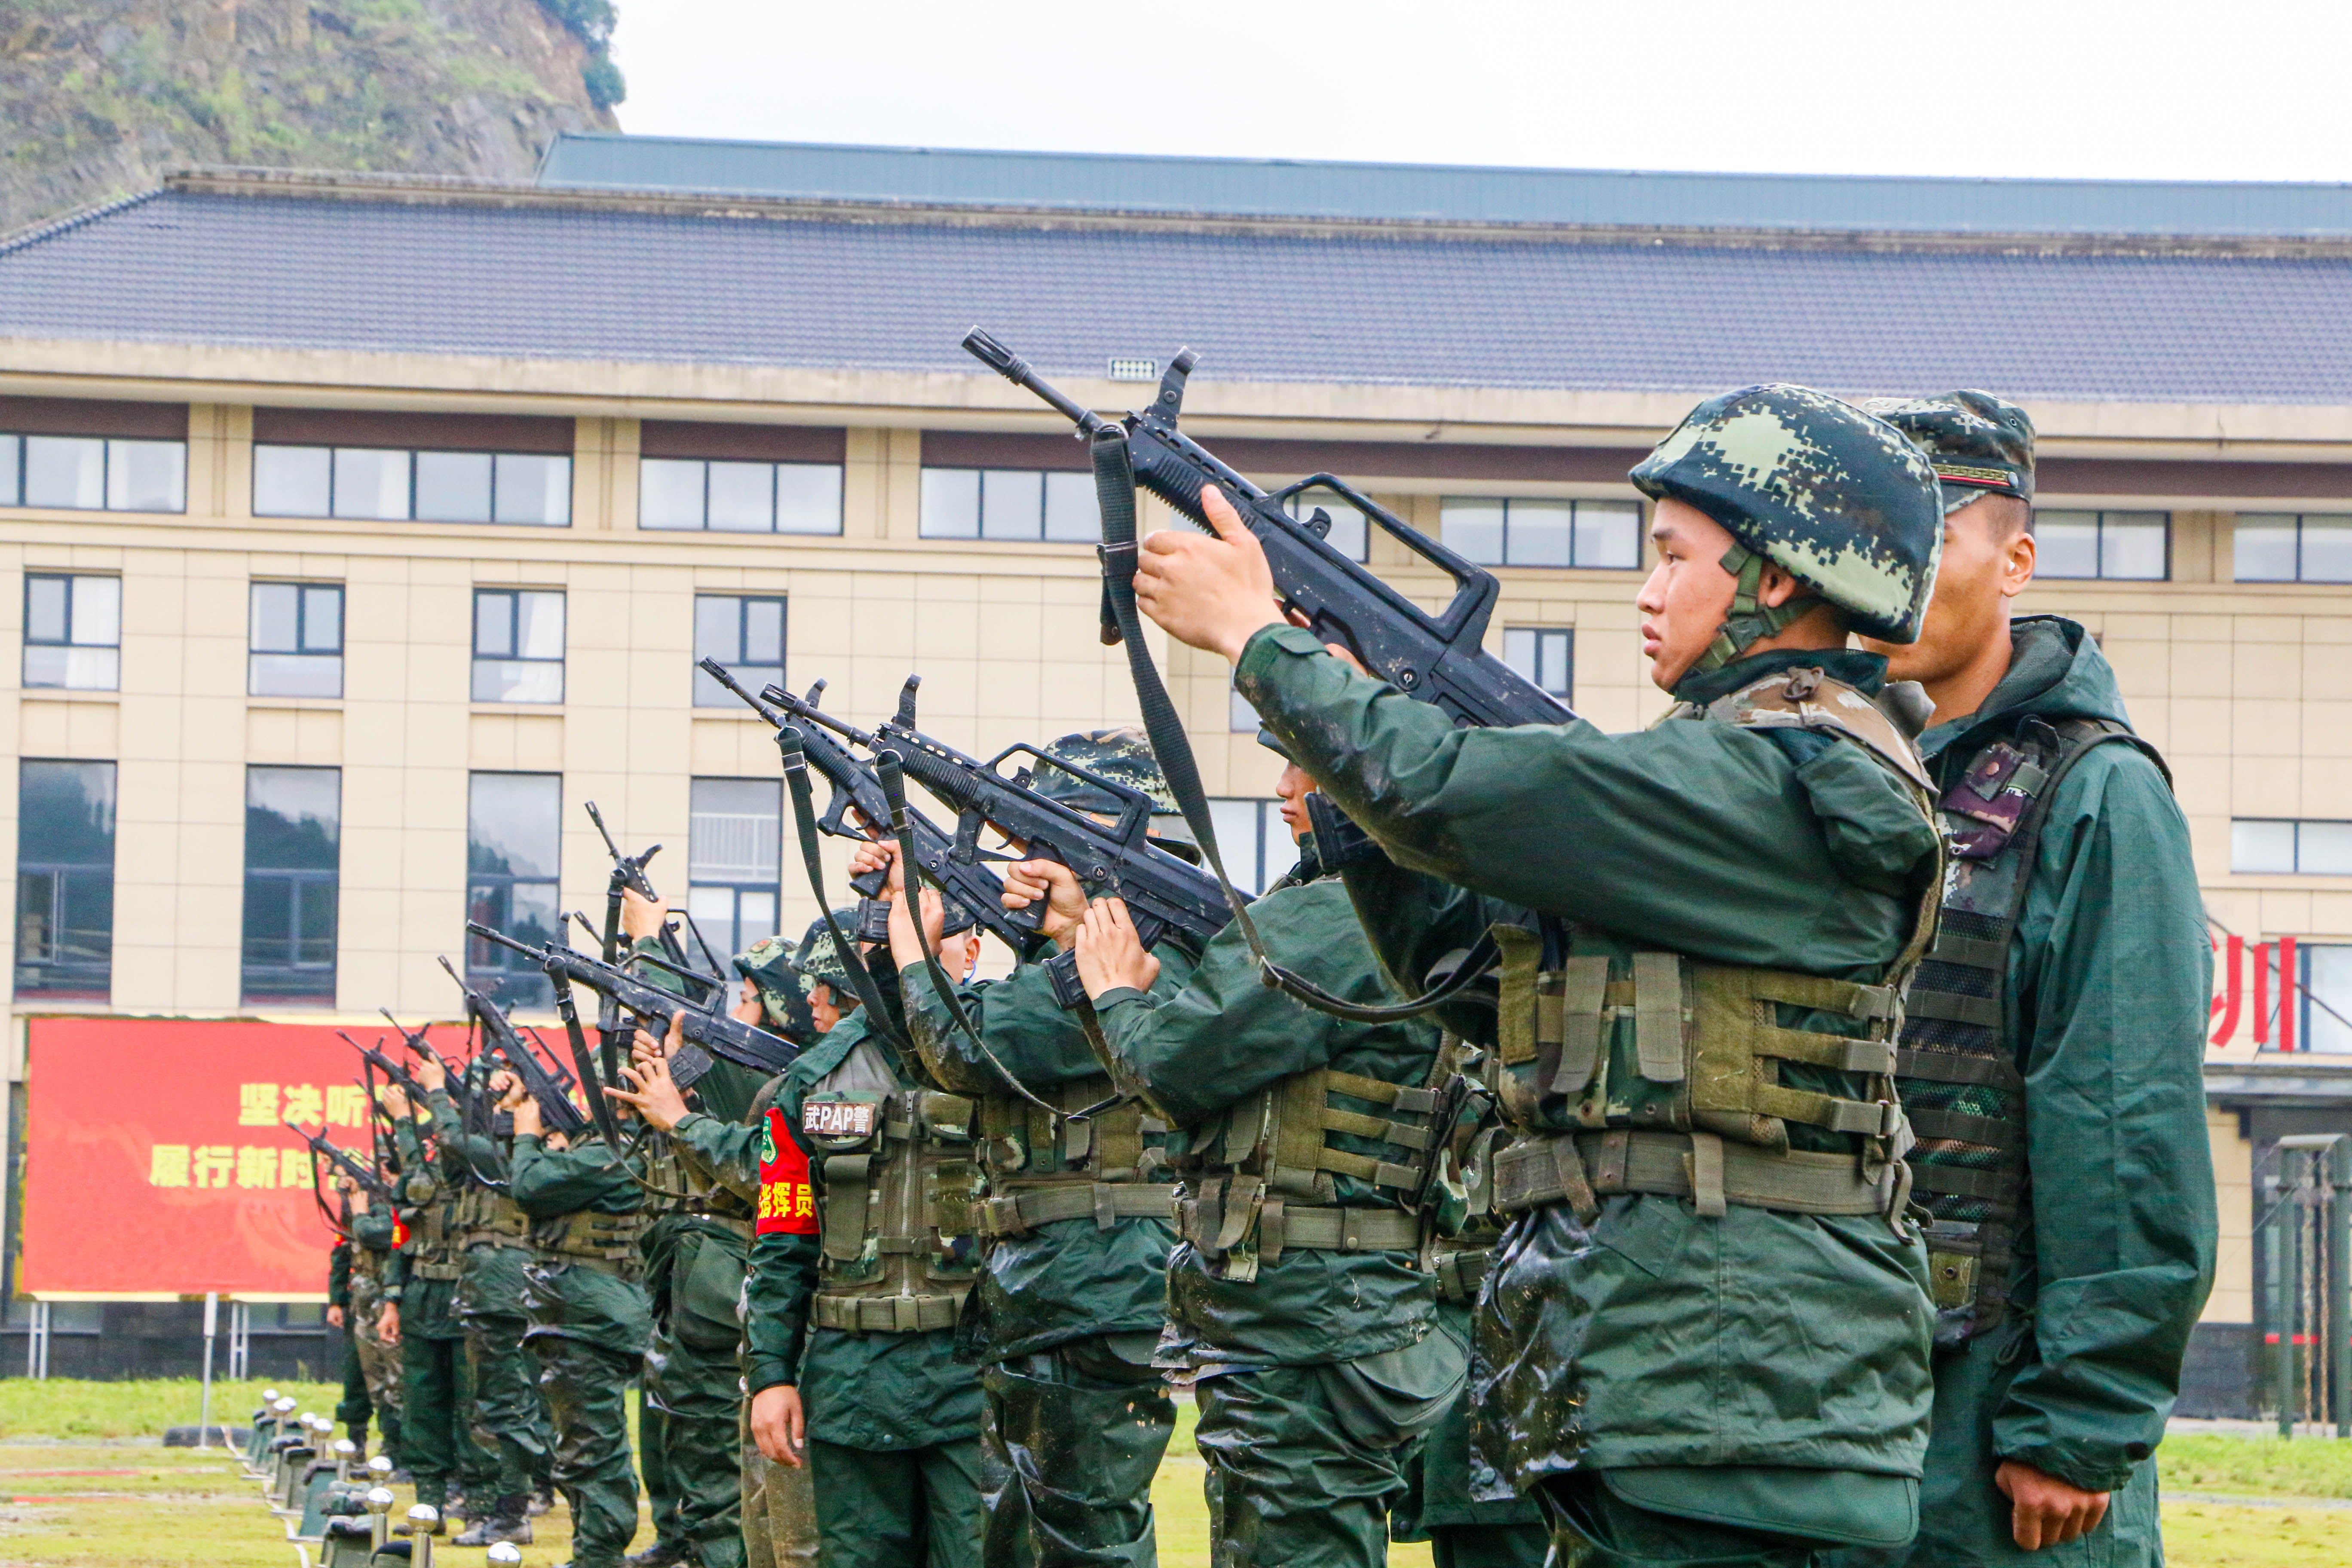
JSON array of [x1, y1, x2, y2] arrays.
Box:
[[756, 1107, 818, 1236]]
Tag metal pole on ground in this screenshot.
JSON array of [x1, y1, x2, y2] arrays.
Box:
[[2331, 1139, 2352, 1439], [199, 1291, 217, 1450]]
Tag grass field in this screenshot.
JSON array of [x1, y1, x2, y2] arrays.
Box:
[[0, 1383, 2344, 1566]]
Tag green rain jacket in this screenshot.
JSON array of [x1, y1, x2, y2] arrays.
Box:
[[898, 954, 1194, 1362], [1237, 626, 1942, 1488], [1881, 616, 2215, 1567], [423, 1085, 533, 1324], [1092, 870, 1442, 1367], [510, 1133, 652, 1354], [741, 1007, 985, 1452]]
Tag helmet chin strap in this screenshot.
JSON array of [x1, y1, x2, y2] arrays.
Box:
[[1693, 542, 1819, 675]]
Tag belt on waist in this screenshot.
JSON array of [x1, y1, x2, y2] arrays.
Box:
[[1492, 1129, 1902, 1222], [677, 1213, 754, 1240], [1177, 1194, 1421, 1254], [811, 1289, 967, 1335], [1433, 1246, 1494, 1305], [410, 1262, 462, 1282], [976, 1183, 1178, 1239], [536, 1249, 644, 1280]]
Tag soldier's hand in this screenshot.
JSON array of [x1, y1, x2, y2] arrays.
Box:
[[492, 1070, 527, 1113], [849, 836, 905, 896], [378, 1303, 401, 1347], [510, 1093, 542, 1140], [327, 1305, 344, 1329], [607, 1030, 691, 1133], [620, 886, 670, 943], [414, 1053, 447, 1093], [1074, 898, 1159, 999], [1003, 858, 1087, 947], [750, 1384, 806, 1467], [1995, 1461, 2110, 1550], [1133, 484, 1286, 662]]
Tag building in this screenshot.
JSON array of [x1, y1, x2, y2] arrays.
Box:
[[1, 135, 2348, 1397]]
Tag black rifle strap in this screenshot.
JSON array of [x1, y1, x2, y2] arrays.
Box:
[[550, 966, 625, 1152], [779, 725, 911, 1052], [875, 752, 1067, 1118], [1090, 426, 1496, 1023]]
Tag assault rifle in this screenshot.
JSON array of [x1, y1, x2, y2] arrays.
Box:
[[701, 661, 1045, 960], [288, 1124, 395, 1206], [467, 925, 803, 1086], [340, 1031, 430, 1106], [767, 674, 1234, 1008], [963, 330, 1577, 730], [436, 956, 591, 1138]]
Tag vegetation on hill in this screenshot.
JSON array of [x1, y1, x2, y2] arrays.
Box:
[[0, 0, 623, 236]]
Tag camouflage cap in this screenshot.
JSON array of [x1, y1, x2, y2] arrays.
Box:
[[1630, 384, 1944, 645], [1031, 728, 1195, 848], [791, 913, 860, 997], [732, 935, 810, 1034], [1862, 391, 2035, 516]]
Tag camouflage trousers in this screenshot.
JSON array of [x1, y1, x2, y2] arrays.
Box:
[[342, 1276, 404, 1460], [981, 1332, 1174, 1568], [532, 1333, 643, 1568], [739, 1403, 819, 1568]]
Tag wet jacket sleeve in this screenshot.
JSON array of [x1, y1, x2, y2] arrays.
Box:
[[1236, 626, 1938, 973], [1993, 747, 2217, 1492], [381, 1232, 407, 1301], [350, 1207, 398, 1250], [329, 1243, 351, 1309], [671, 1112, 763, 1205], [900, 948, 1200, 1098], [509, 1135, 636, 1217], [743, 1075, 820, 1392], [423, 1087, 507, 1181]]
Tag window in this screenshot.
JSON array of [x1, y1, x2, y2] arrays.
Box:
[[1282, 485, 1369, 562], [249, 582, 344, 698], [920, 468, 1098, 542], [1207, 798, 1289, 896], [1441, 498, 1642, 569], [15, 760, 115, 998], [2301, 945, 2352, 1054], [2032, 510, 2168, 581], [1503, 628, 1574, 698], [0, 434, 185, 512], [252, 445, 570, 526], [2233, 819, 2352, 876], [689, 778, 782, 959], [466, 772, 562, 1008], [1231, 685, 1258, 733], [23, 573, 121, 691], [472, 589, 565, 704], [640, 458, 842, 534], [2235, 513, 2352, 584], [242, 766, 340, 1004], [693, 595, 787, 707]]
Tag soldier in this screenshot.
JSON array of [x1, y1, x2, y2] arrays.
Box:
[[1827, 393, 2215, 1565], [1133, 385, 1951, 1566], [1064, 741, 1464, 1568], [416, 1052, 553, 1546], [505, 1067, 653, 1568], [737, 915, 987, 1568], [330, 1176, 405, 1467], [874, 729, 1196, 1568], [379, 1086, 496, 1521]]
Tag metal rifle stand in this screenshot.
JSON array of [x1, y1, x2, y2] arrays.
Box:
[[199, 1292, 218, 1451]]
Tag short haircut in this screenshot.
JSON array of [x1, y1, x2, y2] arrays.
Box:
[[1959, 492, 2033, 538]]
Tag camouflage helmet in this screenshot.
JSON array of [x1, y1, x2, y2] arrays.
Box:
[[732, 934, 815, 1038], [1030, 728, 1195, 851], [1630, 384, 1944, 658], [791, 913, 861, 1001], [1862, 391, 2035, 516]]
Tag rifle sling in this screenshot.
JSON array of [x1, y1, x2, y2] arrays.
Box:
[[780, 725, 912, 1052]]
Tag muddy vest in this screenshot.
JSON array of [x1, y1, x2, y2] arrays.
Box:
[[1488, 665, 1943, 1228], [532, 1193, 650, 1280], [453, 1179, 533, 1252], [971, 1072, 1177, 1243], [404, 1179, 463, 1283], [1427, 1036, 1511, 1305], [803, 1036, 983, 1334], [640, 1129, 757, 1237], [1900, 713, 2166, 1346]]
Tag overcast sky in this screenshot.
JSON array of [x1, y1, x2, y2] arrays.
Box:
[[609, 0, 2352, 184]]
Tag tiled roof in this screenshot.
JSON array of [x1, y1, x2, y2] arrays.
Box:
[[5, 184, 2352, 404], [537, 132, 2352, 240]]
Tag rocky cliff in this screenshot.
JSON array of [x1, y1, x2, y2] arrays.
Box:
[[0, 0, 622, 236]]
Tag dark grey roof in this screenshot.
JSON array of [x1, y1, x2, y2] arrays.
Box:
[[539, 131, 2352, 239], [5, 184, 2352, 404]]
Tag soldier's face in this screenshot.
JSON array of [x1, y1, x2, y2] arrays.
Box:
[[808, 983, 843, 1033], [1274, 763, 1313, 843], [1862, 498, 2036, 687], [1636, 499, 1741, 689]]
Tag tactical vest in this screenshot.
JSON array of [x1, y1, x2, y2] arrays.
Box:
[[1488, 666, 1942, 1229], [971, 1074, 1178, 1241], [804, 1038, 983, 1334], [641, 1131, 757, 1234], [1425, 1036, 1510, 1306], [405, 1191, 463, 1282], [452, 1181, 533, 1251], [1899, 714, 2164, 1346], [533, 1208, 650, 1279]]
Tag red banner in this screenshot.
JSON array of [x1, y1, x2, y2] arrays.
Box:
[[21, 1017, 390, 1296]]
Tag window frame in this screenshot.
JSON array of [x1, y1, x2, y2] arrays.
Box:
[[464, 770, 564, 1009], [0, 432, 187, 514], [918, 466, 1099, 542], [14, 758, 117, 1001], [687, 776, 784, 959], [692, 593, 788, 708], [2231, 818, 2352, 876], [240, 764, 342, 1006], [251, 443, 572, 527], [2233, 512, 2352, 585], [1206, 797, 1288, 896], [2030, 508, 2172, 582], [1439, 496, 1646, 570], [470, 587, 567, 705], [22, 572, 122, 692], [1501, 626, 1574, 699], [638, 456, 845, 535], [248, 581, 346, 698]]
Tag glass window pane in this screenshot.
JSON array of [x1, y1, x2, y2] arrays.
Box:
[[707, 461, 775, 532], [737, 888, 778, 946], [2234, 514, 2300, 582], [1505, 501, 1573, 567], [640, 458, 707, 530], [2033, 511, 2100, 579], [251, 652, 343, 698], [2100, 512, 2168, 580], [105, 440, 185, 512], [493, 454, 571, 526], [1286, 488, 1368, 561], [24, 576, 66, 643], [303, 585, 343, 652], [475, 591, 514, 657], [253, 445, 331, 517], [246, 766, 341, 870], [1043, 472, 1098, 542], [332, 448, 410, 520], [515, 591, 565, 659], [1441, 499, 1505, 566], [1207, 798, 1269, 896], [25, 646, 116, 689], [71, 577, 119, 646], [1574, 501, 1643, 568], [0, 435, 18, 505], [1503, 628, 1538, 686], [2233, 819, 2297, 874], [20, 760, 116, 870], [473, 658, 563, 703], [1231, 685, 1258, 732], [413, 450, 493, 522], [775, 464, 843, 535], [24, 437, 104, 509], [979, 470, 1045, 540], [687, 885, 741, 956], [251, 583, 300, 652], [743, 598, 785, 665], [2300, 821, 2352, 876], [16, 757, 118, 994], [2304, 946, 2352, 1054], [921, 468, 981, 538], [468, 773, 562, 879], [694, 594, 741, 665], [690, 777, 781, 882], [2300, 515, 2352, 584]]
